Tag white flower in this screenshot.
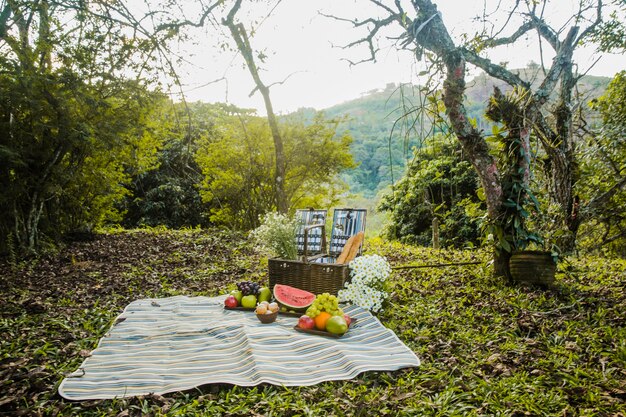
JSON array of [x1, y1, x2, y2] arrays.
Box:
[[338, 254, 391, 312]]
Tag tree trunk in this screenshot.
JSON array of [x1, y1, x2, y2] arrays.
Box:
[[26, 195, 44, 253], [553, 55, 579, 252], [407, 1, 507, 278], [258, 84, 288, 214], [432, 216, 440, 249], [223, 2, 288, 214], [494, 249, 512, 282]]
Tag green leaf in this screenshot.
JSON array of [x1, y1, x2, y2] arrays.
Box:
[[476, 187, 486, 201]]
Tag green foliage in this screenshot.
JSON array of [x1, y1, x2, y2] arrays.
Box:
[[484, 88, 542, 254], [0, 69, 163, 252], [299, 84, 431, 197], [310, 75, 609, 200], [0, 1, 165, 254], [1, 230, 625, 415], [121, 102, 214, 229], [578, 71, 626, 255], [379, 138, 483, 248], [195, 108, 354, 230], [588, 0, 626, 52]]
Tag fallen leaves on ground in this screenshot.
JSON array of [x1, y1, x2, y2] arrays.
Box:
[[0, 230, 625, 416]]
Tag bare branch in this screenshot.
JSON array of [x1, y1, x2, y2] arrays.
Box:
[[266, 70, 305, 90], [154, 1, 222, 33], [248, 70, 305, 97], [576, 0, 603, 44], [487, 20, 534, 47], [460, 48, 530, 89], [370, 0, 397, 16], [528, 14, 560, 50], [183, 76, 226, 93], [490, 0, 521, 40], [574, 55, 602, 83], [320, 12, 400, 65]]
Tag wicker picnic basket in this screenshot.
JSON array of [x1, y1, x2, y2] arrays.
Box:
[[268, 257, 351, 296], [268, 208, 366, 296]]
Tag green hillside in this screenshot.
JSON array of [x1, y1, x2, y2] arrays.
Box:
[[291, 84, 429, 198], [303, 71, 611, 197]]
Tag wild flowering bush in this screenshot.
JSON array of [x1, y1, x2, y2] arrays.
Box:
[[250, 212, 299, 260], [338, 254, 391, 312]]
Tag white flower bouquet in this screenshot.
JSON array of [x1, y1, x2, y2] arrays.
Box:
[[250, 212, 299, 260], [338, 254, 391, 312]]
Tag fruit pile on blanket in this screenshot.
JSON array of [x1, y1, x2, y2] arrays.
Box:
[[224, 280, 272, 308], [299, 293, 351, 335], [223, 282, 353, 336]]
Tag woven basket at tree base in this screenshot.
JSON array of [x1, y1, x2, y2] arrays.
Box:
[[509, 250, 556, 286], [268, 258, 350, 295]]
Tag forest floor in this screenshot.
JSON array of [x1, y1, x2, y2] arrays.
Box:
[[0, 229, 625, 416]]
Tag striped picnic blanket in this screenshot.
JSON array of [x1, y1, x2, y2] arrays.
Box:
[[59, 295, 420, 400]]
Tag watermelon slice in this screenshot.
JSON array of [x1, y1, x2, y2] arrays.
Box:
[[273, 284, 315, 312]]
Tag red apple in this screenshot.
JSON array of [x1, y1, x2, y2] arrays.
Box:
[[224, 295, 238, 308], [343, 314, 352, 327], [298, 315, 315, 330]]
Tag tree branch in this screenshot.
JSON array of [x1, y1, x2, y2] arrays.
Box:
[[583, 175, 626, 216], [154, 2, 221, 33], [576, 0, 603, 44], [533, 25, 579, 106], [460, 48, 530, 89], [527, 13, 560, 50], [321, 12, 400, 65], [487, 20, 534, 47], [490, 0, 522, 40], [0, 3, 12, 39]]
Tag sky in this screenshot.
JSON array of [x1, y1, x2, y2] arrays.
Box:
[[169, 0, 625, 115]]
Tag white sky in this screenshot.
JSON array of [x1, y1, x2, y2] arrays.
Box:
[[169, 0, 625, 114]]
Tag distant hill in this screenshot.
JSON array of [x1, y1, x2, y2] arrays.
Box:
[[465, 67, 610, 129], [292, 69, 611, 197], [290, 83, 428, 197]]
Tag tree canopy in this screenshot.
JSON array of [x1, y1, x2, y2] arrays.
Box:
[[1, 0, 625, 262], [196, 107, 354, 229], [0, 0, 173, 252]]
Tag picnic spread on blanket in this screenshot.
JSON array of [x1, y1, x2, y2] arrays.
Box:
[[58, 295, 420, 400], [59, 208, 421, 400]]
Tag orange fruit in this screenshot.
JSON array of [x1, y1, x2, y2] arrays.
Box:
[[314, 311, 332, 331]]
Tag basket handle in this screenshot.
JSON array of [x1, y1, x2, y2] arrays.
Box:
[[302, 223, 326, 263]]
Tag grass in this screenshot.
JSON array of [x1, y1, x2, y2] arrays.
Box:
[[0, 230, 625, 416]]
